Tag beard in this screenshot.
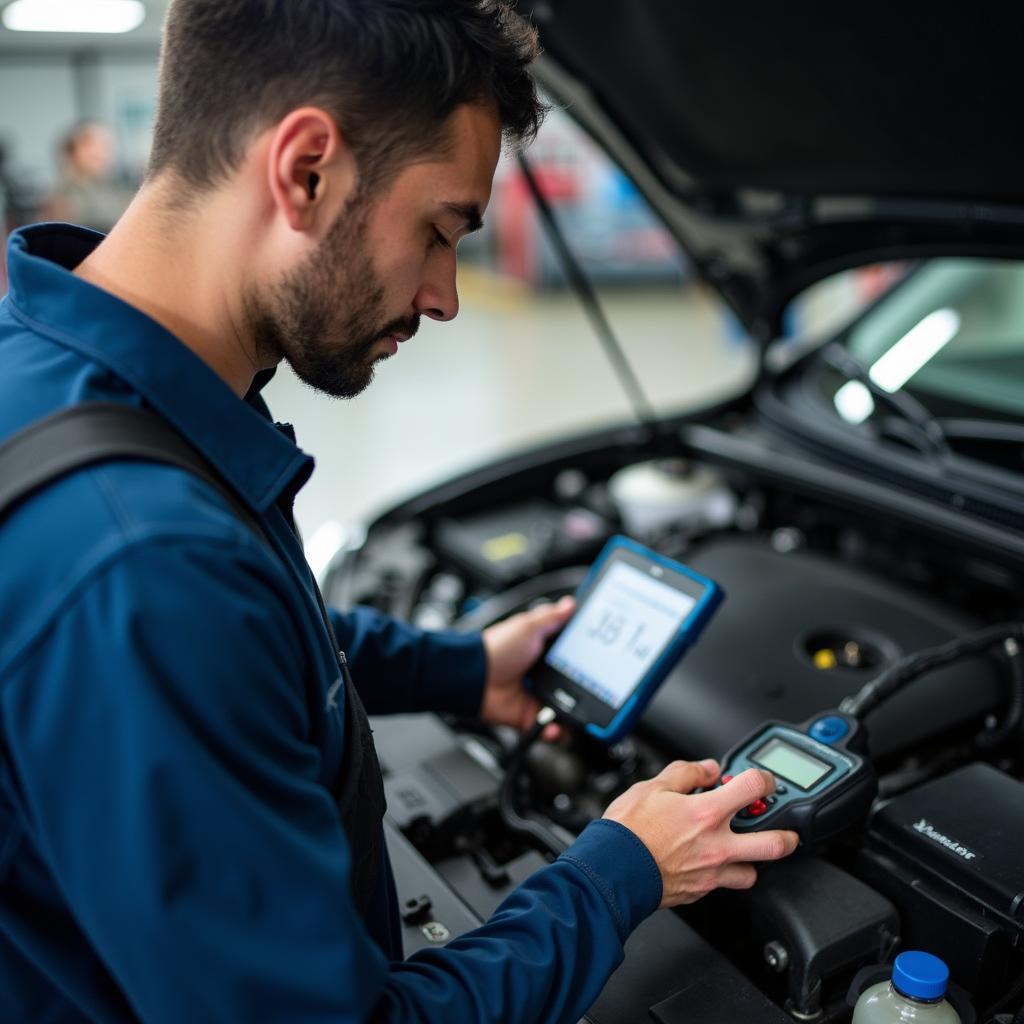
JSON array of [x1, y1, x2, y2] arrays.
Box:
[[244, 194, 419, 399]]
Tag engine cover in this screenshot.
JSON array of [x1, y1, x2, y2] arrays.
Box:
[[642, 536, 1000, 760]]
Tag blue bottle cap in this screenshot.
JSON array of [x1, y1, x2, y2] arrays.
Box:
[[893, 951, 949, 1001]]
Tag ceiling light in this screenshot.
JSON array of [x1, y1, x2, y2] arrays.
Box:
[[869, 308, 961, 393], [2, 0, 146, 34]]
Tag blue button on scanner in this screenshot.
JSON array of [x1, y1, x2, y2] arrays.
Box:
[[808, 715, 850, 745]]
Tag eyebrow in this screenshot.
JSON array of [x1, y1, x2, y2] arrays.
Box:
[[442, 202, 484, 233]]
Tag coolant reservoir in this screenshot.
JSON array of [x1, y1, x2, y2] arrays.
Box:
[[608, 460, 735, 536], [852, 952, 961, 1024]]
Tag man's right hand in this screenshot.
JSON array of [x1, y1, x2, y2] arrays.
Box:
[[602, 759, 799, 908]]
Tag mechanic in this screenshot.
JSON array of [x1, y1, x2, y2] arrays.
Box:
[[0, 2, 798, 1021]]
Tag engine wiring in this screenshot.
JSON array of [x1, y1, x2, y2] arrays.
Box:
[[840, 623, 1024, 728], [497, 706, 572, 860], [499, 625, 1023, 862]]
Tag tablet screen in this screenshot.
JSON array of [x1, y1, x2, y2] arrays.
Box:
[[545, 561, 697, 709]]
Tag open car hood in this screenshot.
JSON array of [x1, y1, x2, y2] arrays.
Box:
[[522, 2, 1024, 342]]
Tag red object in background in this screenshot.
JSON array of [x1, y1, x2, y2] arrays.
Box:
[[496, 163, 580, 283], [857, 263, 907, 302]]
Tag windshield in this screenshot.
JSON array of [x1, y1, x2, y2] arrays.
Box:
[[831, 259, 1024, 424]]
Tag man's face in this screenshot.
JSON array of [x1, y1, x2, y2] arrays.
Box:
[[246, 103, 501, 398]]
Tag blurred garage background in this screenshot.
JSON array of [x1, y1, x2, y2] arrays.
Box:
[[0, 0, 878, 571]]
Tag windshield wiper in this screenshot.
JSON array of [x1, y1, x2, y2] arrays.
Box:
[[940, 419, 1024, 445], [821, 343, 951, 458]]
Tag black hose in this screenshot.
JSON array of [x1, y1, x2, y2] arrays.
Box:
[[841, 623, 1024, 721], [976, 637, 1024, 750], [980, 964, 1024, 1024], [497, 713, 570, 860]]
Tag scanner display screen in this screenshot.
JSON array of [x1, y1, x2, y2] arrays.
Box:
[[545, 561, 697, 709], [752, 737, 832, 790]]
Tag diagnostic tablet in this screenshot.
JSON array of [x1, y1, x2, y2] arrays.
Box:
[[530, 535, 724, 743]]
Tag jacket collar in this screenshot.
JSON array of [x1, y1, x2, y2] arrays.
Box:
[[5, 224, 314, 514]]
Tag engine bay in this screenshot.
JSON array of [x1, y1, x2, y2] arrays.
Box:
[[324, 418, 1024, 1023]]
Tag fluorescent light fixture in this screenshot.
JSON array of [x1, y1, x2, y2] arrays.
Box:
[[868, 308, 961, 393], [834, 380, 876, 424], [2, 0, 146, 33]]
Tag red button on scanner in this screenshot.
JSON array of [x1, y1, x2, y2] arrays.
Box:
[[721, 774, 734, 785], [746, 799, 768, 817]]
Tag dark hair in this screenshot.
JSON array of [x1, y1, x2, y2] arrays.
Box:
[[148, 0, 545, 195]]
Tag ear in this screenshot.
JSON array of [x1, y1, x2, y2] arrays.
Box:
[[267, 107, 356, 233]]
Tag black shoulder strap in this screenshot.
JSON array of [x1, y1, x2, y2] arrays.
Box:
[[0, 401, 386, 917], [0, 402, 270, 544]]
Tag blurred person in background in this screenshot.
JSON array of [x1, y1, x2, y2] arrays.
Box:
[[42, 120, 132, 233]]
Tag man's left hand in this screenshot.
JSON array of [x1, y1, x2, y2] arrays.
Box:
[[480, 596, 575, 738]]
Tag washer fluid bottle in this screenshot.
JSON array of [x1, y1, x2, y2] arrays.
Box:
[[852, 952, 961, 1023]]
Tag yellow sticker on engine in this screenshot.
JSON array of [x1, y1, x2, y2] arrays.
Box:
[[482, 532, 530, 563]]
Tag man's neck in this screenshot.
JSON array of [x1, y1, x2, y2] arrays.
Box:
[[74, 181, 265, 398]]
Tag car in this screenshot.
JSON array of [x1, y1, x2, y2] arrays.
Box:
[[320, 7, 1024, 1023]]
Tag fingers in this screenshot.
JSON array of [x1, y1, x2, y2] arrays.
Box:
[[529, 595, 576, 639], [662, 864, 758, 908], [656, 758, 720, 795], [714, 863, 759, 891], [727, 829, 800, 863], [699, 767, 776, 820]]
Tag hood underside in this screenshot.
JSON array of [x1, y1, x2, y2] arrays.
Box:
[[523, 2, 1024, 339]]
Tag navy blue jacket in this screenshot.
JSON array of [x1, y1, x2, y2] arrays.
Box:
[[0, 224, 662, 1023]]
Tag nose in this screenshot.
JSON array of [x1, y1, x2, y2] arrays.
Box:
[[413, 257, 459, 323]]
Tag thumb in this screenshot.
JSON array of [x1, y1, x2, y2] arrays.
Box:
[[656, 758, 719, 795], [530, 595, 576, 639]]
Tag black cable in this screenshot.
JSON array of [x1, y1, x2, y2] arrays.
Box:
[[841, 623, 1024, 721], [939, 418, 1024, 447], [515, 153, 662, 438], [497, 709, 570, 859], [980, 964, 1024, 1024], [977, 638, 1024, 751], [452, 567, 588, 634]]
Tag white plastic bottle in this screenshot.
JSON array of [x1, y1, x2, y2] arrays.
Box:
[[852, 952, 961, 1023]]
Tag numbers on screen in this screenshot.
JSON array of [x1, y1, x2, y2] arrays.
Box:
[[625, 623, 650, 659], [585, 611, 653, 659], [587, 610, 626, 646]]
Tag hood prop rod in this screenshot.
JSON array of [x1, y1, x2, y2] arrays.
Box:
[[516, 153, 669, 449]]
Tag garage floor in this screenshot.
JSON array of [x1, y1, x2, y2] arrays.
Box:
[[262, 271, 755, 570]]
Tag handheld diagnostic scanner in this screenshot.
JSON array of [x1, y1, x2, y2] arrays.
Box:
[[716, 711, 877, 845], [528, 535, 723, 745]]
